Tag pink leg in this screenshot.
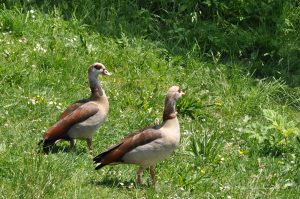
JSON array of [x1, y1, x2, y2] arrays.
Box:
[[70, 139, 76, 152], [137, 166, 144, 185], [150, 165, 156, 186], [86, 138, 93, 156]]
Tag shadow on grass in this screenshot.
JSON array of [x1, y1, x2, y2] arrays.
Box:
[[37, 142, 89, 155], [90, 171, 153, 189], [4, 1, 300, 87], [90, 177, 135, 188]]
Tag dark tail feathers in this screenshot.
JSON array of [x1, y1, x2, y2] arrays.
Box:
[[95, 163, 106, 170], [93, 153, 107, 170], [38, 139, 55, 153]]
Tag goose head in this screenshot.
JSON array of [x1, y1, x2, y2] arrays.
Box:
[[166, 86, 185, 100], [89, 62, 112, 77]]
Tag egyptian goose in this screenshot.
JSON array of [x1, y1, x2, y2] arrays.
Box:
[[39, 63, 111, 154], [93, 86, 185, 185]]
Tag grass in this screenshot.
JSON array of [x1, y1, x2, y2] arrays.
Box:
[[0, 5, 300, 199]]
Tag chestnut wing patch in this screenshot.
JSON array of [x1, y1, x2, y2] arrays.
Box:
[[43, 103, 99, 140], [94, 128, 162, 169], [59, 99, 89, 119]]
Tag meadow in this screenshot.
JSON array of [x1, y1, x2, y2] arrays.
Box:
[[0, 1, 299, 198]]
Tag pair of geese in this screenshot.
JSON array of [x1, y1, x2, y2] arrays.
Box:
[[39, 63, 185, 186]]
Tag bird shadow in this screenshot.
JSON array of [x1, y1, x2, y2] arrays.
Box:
[[55, 146, 87, 155], [37, 142, 88, 155], [90, 177, 136, 189], [90, 174, 154, 190]]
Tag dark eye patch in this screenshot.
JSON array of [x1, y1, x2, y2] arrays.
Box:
[[94, 64, 103, 70]]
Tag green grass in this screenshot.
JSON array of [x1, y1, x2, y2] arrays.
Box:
[[0, 5, 300, 199]]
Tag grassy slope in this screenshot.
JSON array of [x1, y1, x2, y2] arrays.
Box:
[[0, 7, 299, 199]]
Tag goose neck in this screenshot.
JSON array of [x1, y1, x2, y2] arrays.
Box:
[[89, 73, 104, 100]]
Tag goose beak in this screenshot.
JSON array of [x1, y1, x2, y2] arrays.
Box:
[[102, 69, 112, 76]]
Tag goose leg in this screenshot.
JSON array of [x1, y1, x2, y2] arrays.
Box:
[[70, 139, 76, 152], [87, 138, 93, 155], [137, 166, 144, 185], [150, 165, 156, 186]]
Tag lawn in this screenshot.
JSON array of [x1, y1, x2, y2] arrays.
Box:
[[0, 2, 299, 199]]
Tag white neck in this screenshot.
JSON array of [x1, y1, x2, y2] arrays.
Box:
[[160, 117, 180, 146], [162, 117, 179, 131]]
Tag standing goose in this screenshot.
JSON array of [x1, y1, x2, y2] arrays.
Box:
[[93, 86, 185, 185], [39, 63, 111, 155]]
